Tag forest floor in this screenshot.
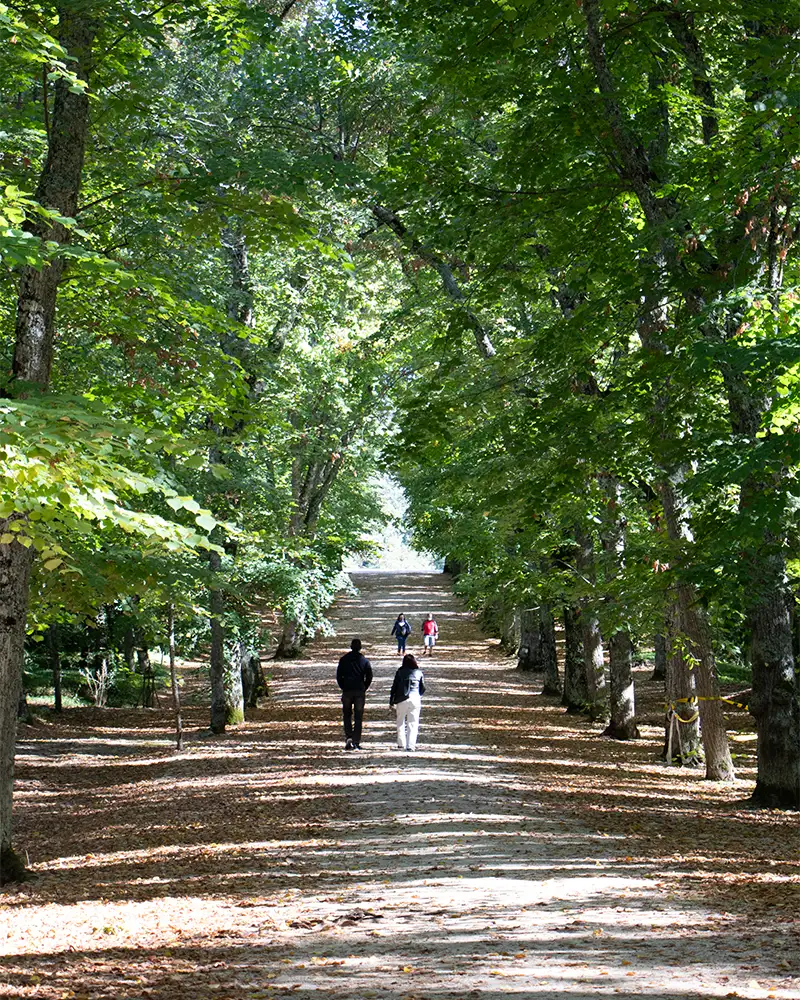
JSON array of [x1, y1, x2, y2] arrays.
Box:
[[3, 571, 800, 1000]]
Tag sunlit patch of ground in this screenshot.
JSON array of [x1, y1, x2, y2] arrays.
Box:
[[2, 571, 800, 999]]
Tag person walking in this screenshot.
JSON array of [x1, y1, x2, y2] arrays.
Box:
[[391, 613, 412, 655], [422, 612, 439, 656], [389, 653, 426, 752], [336, 637, 373, 751]]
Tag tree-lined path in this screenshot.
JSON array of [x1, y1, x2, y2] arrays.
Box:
[[2, 572, 800, 999]]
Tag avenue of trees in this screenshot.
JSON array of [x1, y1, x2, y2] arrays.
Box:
[[2, 0, 800, 878]]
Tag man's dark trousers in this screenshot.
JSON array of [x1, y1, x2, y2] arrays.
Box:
[[341, 690, 366, 745]]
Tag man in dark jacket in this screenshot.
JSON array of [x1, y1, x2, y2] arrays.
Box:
[[336, 637, 373, 750]]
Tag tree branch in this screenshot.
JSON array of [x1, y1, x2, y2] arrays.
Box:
[[371, 204, 496, 359], [583, 0, 665, 228], [665, 9, 719, 145], [280, 0, 301, 21]]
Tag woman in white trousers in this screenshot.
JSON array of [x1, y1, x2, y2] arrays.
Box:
[[390, 653, 426, 751]]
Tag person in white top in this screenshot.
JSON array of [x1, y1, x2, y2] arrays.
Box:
[[389, 653, 426, 752]]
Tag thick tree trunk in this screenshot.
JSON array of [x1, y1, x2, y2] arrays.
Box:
[[0, 548, 29, 881], [562, 605, 588, 713], [660, 482, 735, 780], [748, 550, 800, 807], [581, 615, 607, 721], [540, 604, 561, 696], [663, 612, 702, 765], [517, 608, 543, 672], [242, 653, 267, 707], [652, 633, 667, 682], [275, 619, 302, 658], [0, 537, 30, 881], [13, 13, 94, 385], [576, 528, 607, 719], [224, 641, 246, 725], [603, 631, 640, 739], [725, 363, 800, 803], [1, 9, 95, 884], [500, 605, 519, 654], [208, 549, 227, 734]]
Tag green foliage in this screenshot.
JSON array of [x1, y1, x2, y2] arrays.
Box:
[[6, 0, 800, 702]]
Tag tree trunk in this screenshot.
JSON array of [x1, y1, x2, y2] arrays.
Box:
[[562, 605, 588, 713], [598, 474, 636, 736], [540, 604, 561, 696], [725, 360, 800, 803], [575, 527, 607, 719], [123, 625, 136, 672], [603, 631, 640, 739], [500, 604, 519, 654], [275, 618, 302, 658], [224, 641, 246, 725], [0, 9, 95, 883], [168, 604, 182, 752], [0, 542, 30, 882], [136, 645, 154, 708], [581, 614, 607, 721], [443, 556, 462, 576], [663, 612, 701, 765], [242, 653, 267, 708], [583, 0, 732, 780], [652, 633, 667, 682], [748, 550, 800, 807], [208, 549, 227, 734], [48, 626, 62, 713], [13, 12, 95, 385], [517, 607, 543, 672], [660, 481, 735, 780]]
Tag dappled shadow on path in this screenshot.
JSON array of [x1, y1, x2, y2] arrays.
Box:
[[3, 573, 800, 999]]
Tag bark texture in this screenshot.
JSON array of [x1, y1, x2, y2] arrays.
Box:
[[242, 653, 268, 708], [652, 633, 667, 682], [540, 604, 561, 696], [517, 608, 543, 672], [13, 12, 94, 385], [562, 605, 588, 713], [663, 612, 701, 765], [0, 536, 33, 880], [599, 475, 637, 739], [748, 553, 800, 807], [223, 644, 246, 726], [575, 528, 607, 720], [1, 8, 95, 883], [603, 632, 640, 740]]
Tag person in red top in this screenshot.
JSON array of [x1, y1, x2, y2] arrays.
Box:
[[422, 612, 439, 656]]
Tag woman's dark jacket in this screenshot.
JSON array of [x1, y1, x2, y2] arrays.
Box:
[[390, 666, 425, 706]]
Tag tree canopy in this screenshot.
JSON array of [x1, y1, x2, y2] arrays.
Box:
[[3, 0, 800, 878]]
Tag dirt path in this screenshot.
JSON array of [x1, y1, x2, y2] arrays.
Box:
[[3, 571, 800, 999]]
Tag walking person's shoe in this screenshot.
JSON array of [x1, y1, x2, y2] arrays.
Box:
[[345, 738, 354, 751]]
